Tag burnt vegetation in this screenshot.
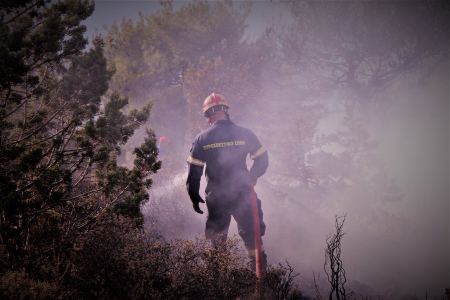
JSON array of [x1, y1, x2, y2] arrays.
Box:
[[324, 215, 347, 300], [1, 0, 449, 299]]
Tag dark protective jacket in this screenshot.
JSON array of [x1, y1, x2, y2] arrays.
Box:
[[186, 119, 268, 202]]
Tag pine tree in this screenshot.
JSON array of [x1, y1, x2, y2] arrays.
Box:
[[0, 1, 160, 296]]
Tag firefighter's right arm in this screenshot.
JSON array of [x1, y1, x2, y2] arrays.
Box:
[[186, 138, 206, 214], [186, 163, 205, 214]]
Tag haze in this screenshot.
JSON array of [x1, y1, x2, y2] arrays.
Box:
[[84, 0, 449, 297]]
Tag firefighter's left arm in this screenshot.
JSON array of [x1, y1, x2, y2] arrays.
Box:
[[247, 130, 269, 183]]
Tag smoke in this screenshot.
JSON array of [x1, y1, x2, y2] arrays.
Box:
[[139, 62, 448, 296], [104, 1, 449, 297], [252, 64, 448, 297]]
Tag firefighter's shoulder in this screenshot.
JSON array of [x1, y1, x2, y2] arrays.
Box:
[[193, 129, 209, 144], [233, 123, 257, 139]]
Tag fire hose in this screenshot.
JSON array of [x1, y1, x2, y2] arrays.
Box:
[[250, 187, 264, 280]]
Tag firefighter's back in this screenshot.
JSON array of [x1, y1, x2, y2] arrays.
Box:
[[195, 119, 258, 193]]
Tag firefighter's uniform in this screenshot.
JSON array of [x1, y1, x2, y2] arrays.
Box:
[[186, 119, 268, 261]]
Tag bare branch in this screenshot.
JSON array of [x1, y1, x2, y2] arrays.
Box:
[[324, 214, 347, 300]]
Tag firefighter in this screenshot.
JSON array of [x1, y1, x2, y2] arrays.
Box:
[[186, 92, 268, 271]]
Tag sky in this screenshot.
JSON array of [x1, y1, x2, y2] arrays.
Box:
[[83, 0, 162, 38], [83, 0, 290, 40], [83, 0, 449, 297]]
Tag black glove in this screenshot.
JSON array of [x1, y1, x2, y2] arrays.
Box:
[[191, 195, 205, 214]]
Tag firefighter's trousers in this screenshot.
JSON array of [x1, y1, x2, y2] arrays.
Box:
[[205, 188, 266, 255]]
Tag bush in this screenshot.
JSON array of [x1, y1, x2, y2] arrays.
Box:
[[0, 270, 58, 300], [1, 211, 304, 299], [58, 213, 303, 299], [168, 238, 255, 299], [263, 263, 304, 300], [65, 214, 170, 299]]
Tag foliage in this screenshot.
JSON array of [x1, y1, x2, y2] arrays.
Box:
[[284, 0, 450, 96], [168, 238, 254, 299], [0, 269, 58, 299], [0, 0, 160, 297], [105, 0, 273, 153], [65, 214, 170, 299], [40, 213, 302, 299], [1, 0, 448, 298], [263, 262, 303, 300], [0, 2, 303, 298]]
